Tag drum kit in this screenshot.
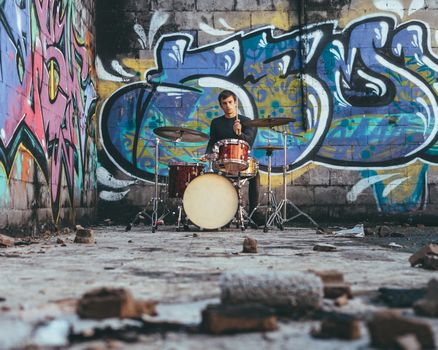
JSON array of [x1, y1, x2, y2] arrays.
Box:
[[125, 116, 318, 233]]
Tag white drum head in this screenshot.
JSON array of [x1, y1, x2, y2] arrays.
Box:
[[183, 173, 238, 229]]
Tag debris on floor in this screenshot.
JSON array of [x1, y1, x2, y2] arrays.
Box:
[[220, 270, 323, 316], [242, 236, 258, 253], [367, 310, 435, 349], [409, 243, 438, 270], [201, 303, 277, 334], [77, 287, 157, 319], [311, 312, 361, 340], [74, 226, 95, 244], [413, 279, 438, 317], [0, 234, 14, 248], [333, 224, 365, 238]]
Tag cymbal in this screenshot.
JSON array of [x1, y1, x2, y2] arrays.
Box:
[[242, 117, 296, 128], [154, 126, 208, 143], [254, 145, 283, 151]]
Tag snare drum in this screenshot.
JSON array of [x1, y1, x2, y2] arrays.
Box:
[[214, 139, 249, 172], [168, 162, 204, 198], [183, 173, 238, 229], [213, 156, 259, 178]]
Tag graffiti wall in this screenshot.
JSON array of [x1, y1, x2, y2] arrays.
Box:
[[96, 0, 438, 220], [0, 0, 97, 229]]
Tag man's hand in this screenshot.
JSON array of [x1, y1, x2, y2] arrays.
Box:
[[233, 119, 242, 136]]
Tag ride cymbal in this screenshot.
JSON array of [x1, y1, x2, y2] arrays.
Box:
[[242, 117, 296, 128], [254, 145, 284, 151], [154, 126, 208, 143]]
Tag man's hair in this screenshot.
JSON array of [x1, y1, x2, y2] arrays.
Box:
[[218, 90, 237, 103]]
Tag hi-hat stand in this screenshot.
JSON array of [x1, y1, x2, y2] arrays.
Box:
[[268, 130, 319, 228], [125, 137, 170, 232]]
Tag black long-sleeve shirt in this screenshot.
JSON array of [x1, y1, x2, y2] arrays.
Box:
[[206, 115, 257, 154]]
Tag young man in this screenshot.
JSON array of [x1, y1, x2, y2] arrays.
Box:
[[205, 90, 260, 223]]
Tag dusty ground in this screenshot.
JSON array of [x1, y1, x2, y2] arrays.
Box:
[[1, 222, 438, 349]]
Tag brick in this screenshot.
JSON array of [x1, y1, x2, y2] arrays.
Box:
[[409, 244, 438, 266], [414, 279, 438, 317], [201, 303, 278, 334], [77, 287, 156, 319], [367, 311, 435, 349], [312, 313, 361, 340], [421, 254, 438, 270], [74, 227, 95, 244], [242, 236, 258, 253], [313, 243, 337, 252], [0, 233, 15, 247], [310, 270, 344, 284], [324, 283, 352, 299]]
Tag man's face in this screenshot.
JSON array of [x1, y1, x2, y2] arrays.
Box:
[[219, 96, 237, 117]]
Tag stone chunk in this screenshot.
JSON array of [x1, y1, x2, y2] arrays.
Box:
[[0, 234, 14, 247], [414, 279, 438, 317], [367, 310, 435, 349], [409, 244, 438, 267], [378, 287, 426, 307], [421, 254, 438, 270], [313, 243, 337, 252], [242, 236, 258, 253], [395, 334, 421, 350], [201, 303, 277, 334], [312, 313, 361, 340], [74, 227, 95, 244], [377, 225, 392, 237], [77, 287, 156, 319], [310, 270, 344, 284], [324, 283, 352, 299]]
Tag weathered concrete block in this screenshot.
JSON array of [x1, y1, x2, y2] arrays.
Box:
[[251, 11, 290, 30], [174, 11, 213, 30], [414, 279, 438, 317], [312, 313, 361, 340], [212, 11, 251, 31], [236, 0, 273, 11], [314, 186, 347, 205]]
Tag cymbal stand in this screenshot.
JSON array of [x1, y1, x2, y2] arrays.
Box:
[[125, 137, 170, 232], [269, 130, 319, 227], [263, 148, 283, 232], [234, 174, 246, 231]]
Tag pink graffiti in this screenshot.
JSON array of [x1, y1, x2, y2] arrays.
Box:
[[27, 0, 90, 212]]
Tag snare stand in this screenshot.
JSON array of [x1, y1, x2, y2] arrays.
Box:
[[268, 130, 319, 228]]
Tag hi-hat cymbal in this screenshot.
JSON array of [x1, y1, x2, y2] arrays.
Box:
[[242, 117, 296, 128], [254, 145, 283, 151], [154, 126, 208, 143]]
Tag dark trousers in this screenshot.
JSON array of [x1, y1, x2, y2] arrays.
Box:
[[248, 172, 260, 213]]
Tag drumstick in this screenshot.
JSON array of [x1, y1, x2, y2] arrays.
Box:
[[235, 110, 241, 136]]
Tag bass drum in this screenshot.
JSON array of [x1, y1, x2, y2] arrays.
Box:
[[183, 173, 238, 229]]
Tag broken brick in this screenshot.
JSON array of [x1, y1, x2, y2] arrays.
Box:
[[313, 243, 337, 252], [312, 313, 361, 340], [0, 234, 14, 248], [367, 310, 435, 349], [77, 287, 156, 319], [310, 270, 344, 284], [324, 283, 352, 299], [201, 303, 277, 334], [414, 279, 438, 317], [409, 244, 438, 267], [242, 236, 258, 253], [74, 228, 95, 244]]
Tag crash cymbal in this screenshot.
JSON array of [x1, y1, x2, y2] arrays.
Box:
[[154, 126, 208, 143], [254, 145, 284, 151], [242, 117, 296, 128]]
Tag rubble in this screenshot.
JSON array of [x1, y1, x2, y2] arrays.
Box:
[[0, 234, 14, 248], [378, 287, 426, 307], [242, 236, 258, 253], [333, 224, 364, 237], [201, 303, 277, 334], [367, 310, 435, 349], [413, 279, 438, 317], [395, 334, 421, 350], [313, 243, 337, 252], [74, 227, 95, 244], [311, 313, 361, 340], [310, 270, 352, 299], [220, 271, 323, 315], [409, 243, 438, 269], [77, 287, 157, 319]]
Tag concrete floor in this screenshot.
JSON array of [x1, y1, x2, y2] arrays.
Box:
[[1, 224, 437, 349]]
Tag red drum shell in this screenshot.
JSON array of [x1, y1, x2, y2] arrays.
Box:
[[214, 139, 249, 172], [168, 162, 204, 198]]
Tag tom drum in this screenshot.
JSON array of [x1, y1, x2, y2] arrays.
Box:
[[214, 139, 249, 172]]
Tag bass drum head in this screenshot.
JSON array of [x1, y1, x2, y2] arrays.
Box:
[[183, 173, 238, 229]]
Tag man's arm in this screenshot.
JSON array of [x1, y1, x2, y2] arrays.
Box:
[[205, 119, 217, 154], [238, 117, 257, 147]]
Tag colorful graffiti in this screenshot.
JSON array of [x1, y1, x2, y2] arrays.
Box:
[[99, 10, 438, 213], [0, 0, 96, 222]]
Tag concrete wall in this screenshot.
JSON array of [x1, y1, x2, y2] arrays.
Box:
[[96, 0, 438, 223], [0, 0, 98, 232]]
